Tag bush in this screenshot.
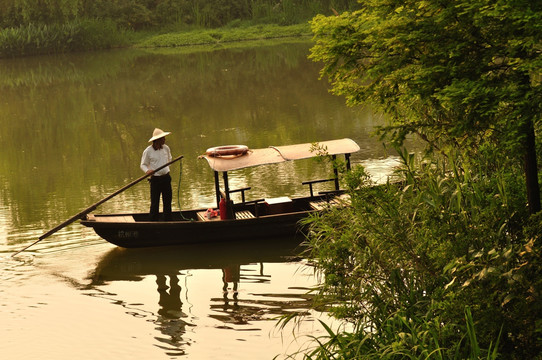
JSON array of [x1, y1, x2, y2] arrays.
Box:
[[0, 19, 128, 58], [298, 145, 542, 359]]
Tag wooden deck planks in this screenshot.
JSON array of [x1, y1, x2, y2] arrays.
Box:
[[97, 215, 136, 223], [309, 194, 351, 211]]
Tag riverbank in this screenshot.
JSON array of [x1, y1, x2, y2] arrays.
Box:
[[134, 23, 312, 48], [0, 22, 312, 58]]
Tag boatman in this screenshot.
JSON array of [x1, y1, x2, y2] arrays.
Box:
[[141, 128, 173, 221]]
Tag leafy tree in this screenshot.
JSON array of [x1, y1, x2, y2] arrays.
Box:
[[310, 0, 542, 213], [303, 2, 542, 357]]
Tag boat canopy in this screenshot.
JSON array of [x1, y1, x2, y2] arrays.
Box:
[[201, 138, 360, 172]]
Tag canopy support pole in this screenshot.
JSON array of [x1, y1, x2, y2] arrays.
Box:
[[214, 171, 221, 208], [222, 172, 230, 201], [345, 153, 352, 170], [332, 155, 340, 191]]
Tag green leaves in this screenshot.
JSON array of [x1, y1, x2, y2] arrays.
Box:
[[299, 140, 542, 358], [310, 0, 542, 166], [302, 2, 542, 355]]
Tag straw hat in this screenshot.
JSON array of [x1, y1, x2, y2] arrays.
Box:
[[148, 128, 171, 142]]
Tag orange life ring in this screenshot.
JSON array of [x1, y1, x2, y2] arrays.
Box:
[[206, 145, 249, 158]]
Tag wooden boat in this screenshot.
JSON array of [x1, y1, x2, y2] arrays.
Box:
[[80, 138, 360, 248]]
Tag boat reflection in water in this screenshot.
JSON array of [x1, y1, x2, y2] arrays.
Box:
[[87, 236, 310, 356]]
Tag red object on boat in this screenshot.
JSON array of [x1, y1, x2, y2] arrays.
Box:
[[219, 197, 227, 220]]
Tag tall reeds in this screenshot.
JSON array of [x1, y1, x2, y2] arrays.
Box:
[[0, 19, 128, 58], [295, 144, 541, 359]]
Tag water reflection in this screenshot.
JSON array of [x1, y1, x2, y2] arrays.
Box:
[[157, 274, 185, 319], [90, 237, 304, 281], [222, 265, 241, 306], [87, 237, 309, 355], [155, 274, 190, 356]]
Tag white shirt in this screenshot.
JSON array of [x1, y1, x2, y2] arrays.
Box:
[[140, 144, 172, 176]]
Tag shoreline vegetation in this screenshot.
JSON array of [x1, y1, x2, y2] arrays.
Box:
[[0, 21, 312, 58], [135, 23, 312, 48], [0, 0, 355, 58]]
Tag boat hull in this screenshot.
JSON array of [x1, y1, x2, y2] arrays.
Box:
[[81, 211, 309, 248]]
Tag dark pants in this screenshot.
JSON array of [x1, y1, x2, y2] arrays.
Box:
[[150, 173, 172, 221]]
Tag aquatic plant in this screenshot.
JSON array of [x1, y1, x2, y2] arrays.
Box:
[[0, 19, 128, 58]]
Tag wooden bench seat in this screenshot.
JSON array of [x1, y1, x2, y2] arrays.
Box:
[[309, 199, 330, 211], [310, 194, 351, 211], [235, 210, 255, 219]]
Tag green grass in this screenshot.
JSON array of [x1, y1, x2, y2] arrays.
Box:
[[135, 23, 311, 48]]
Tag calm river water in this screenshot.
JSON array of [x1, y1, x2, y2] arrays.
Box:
[[0, 41, 402, 359]]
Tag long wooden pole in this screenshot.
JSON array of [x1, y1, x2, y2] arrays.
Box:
[[12, 155, 184, 257]]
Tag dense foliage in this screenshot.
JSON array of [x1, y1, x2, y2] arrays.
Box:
[[299, 148, 542, 359], [0, 19, 128, 57], [0, 0, 360, 29], [0, 0, 359, 57], [310, 0, 542, 213], [294, 0, 542, 358]]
